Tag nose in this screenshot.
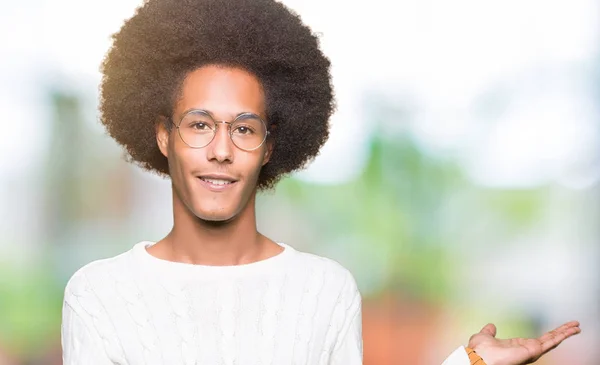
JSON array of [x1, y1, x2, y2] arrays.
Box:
[[205, 121, 233, 163]]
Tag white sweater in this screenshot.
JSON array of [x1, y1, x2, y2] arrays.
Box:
[[61, 241, 471, 365]]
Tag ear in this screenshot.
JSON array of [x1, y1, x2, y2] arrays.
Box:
[[262, 139, 274, 166], [156, 116, 171, 158]]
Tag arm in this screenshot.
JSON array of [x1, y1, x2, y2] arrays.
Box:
[[62, 300, 113, 364], [442, 347, 486, 365], [328, 269, 363, 365], [61, 273, 114, 365], [329, 303, 363, 365]]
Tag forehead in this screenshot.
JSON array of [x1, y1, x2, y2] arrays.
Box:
[[176, 65, 266, 119]]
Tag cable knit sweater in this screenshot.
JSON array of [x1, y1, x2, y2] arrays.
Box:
[[61, 241, 472, 365]]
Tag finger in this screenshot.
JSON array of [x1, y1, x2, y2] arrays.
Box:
[[539, 323, 581, 353], [538, 321, 580, 344], [540, 328, 580, 354], [479, 323, 497, 337]]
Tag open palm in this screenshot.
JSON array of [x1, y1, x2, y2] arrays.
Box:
[[468, 321, 581, 365]]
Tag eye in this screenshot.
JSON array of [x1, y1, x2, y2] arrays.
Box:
[[191, 122, 209, 130], [233, 125, 254, 135]]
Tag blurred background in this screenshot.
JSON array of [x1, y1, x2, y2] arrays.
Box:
[[0, 0, 598, 364]]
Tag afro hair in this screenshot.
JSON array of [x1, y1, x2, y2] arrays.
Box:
[[99, 0, 335, 190]]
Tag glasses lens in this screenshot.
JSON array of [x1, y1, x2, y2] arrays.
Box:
[[178, 111, 216, 148], [230, 114, 267, 151]]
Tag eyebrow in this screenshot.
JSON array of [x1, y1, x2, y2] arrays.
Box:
[[177, 108, 264, 121]]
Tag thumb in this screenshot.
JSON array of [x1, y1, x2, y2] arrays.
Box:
[[480, 323, 497, 337]]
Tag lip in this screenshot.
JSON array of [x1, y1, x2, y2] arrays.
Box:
[[196, 174, 238, 192]]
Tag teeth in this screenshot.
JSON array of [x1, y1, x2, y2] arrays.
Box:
[[202, 178, 232, 185]]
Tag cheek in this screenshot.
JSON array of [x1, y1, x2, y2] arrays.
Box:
[[242, 153, 266, 180], [168, 142, 201, 179]]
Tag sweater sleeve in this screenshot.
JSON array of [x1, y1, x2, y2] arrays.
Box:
[[441, 346, 473, 365], [329, 270, 363, 365], [329, 299, 363, 365], [61, 273, 114, 365]]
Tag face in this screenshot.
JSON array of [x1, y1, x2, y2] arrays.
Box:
[[156, 65, 272, 222]]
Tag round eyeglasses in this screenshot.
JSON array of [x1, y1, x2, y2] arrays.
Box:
[[172, 109, 269, 151]]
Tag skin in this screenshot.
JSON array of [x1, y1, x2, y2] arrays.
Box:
[[147, 64, 581, 363], [151, 65, 282, 266], [469, 321, 581, 365]]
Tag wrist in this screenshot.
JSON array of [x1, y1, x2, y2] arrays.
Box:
[[465, 347, 487, 365]]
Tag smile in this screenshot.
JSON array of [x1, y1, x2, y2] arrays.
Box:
[[200, 178, 233, 185], [197, 175, 238, 192]]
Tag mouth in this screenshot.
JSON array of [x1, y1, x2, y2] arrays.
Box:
[[196, 175, 238, 191]]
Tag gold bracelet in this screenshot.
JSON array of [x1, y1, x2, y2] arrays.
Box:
[[465, 347, 487, 365]]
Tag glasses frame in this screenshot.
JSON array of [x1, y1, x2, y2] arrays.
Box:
[[172, 109, 270, 152]]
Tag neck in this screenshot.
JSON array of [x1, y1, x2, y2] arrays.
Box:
[[159, 188, 267, 266]]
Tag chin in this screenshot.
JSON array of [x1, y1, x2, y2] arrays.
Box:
[[193, 205, 239, 223]]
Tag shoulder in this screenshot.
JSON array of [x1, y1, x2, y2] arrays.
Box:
[[296, 250, 357, 283], [290, 247, 361, 303], [63, 244, 138, 302]]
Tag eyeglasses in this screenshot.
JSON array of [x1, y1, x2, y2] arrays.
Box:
[[172, 109, 269, 151]]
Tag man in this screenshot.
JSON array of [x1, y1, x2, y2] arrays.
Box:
[[61, 0, 580, 364]]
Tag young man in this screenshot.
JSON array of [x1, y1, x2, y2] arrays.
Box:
[[61, 0, 580, 364]]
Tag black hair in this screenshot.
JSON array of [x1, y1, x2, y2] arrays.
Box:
[[100, 0, 334, 189]]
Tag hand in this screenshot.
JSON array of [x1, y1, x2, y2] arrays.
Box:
[[468, 321, 581, 365]]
